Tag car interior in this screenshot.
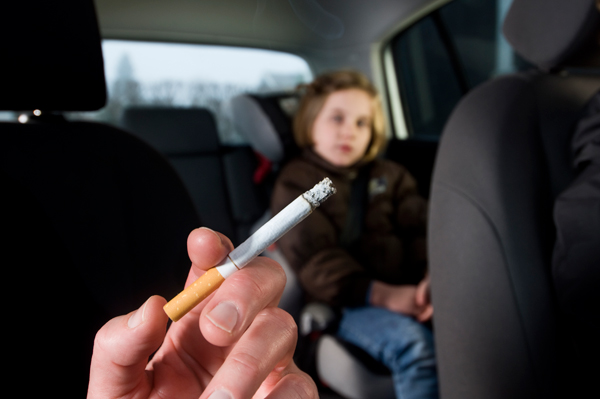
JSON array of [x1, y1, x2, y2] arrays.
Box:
[[429, 1, 600, 398], [1, 0, 598, 398]]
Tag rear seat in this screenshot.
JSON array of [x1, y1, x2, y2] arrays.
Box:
[[121, 106, 264, 245]]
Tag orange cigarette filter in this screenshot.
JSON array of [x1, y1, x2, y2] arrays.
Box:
[[163, 267, 226, 322]]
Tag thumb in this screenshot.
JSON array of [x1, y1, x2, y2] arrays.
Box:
[[415, 277, 430, 307], [87, 295, 169, 399], [416, 304, 434, 322]]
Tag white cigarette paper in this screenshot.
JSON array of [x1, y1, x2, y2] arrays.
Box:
[[164, 177, 336, 321]]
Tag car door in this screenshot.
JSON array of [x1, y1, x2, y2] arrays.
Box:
[[384, 0, 531, 199]]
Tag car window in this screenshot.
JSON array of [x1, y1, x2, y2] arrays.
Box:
[[389, 0, 531, 139], [68, 40, 313, 144], [0, 111, 16, 121]]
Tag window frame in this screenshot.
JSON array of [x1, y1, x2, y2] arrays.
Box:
[[377, 0, 453, 140], [380, 0, 520, 141]]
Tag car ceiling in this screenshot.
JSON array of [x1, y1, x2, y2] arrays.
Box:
[[94, 0, 448, 73]]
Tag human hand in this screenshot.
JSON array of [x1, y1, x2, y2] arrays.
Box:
[[370, 280, 420, 316], [370, 278, 433, 322], [414, 275, 433, 322], [87, 227, 317, 399]]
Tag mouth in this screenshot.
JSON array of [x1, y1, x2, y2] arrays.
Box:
[[338, 144, 353, 154]]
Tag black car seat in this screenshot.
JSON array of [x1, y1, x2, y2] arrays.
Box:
[[230, 92, 396, 399], [1, 2, 200, 397], [428, 0, 600, 398], [121, 107, 264, 245], [121, 107, 236, 239]]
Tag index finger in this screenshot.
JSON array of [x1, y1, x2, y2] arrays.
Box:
[[162, 228, 235, 322], [187, 227, 234, 275]]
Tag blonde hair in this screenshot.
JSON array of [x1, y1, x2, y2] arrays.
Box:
[[293, 70, 387, 163]]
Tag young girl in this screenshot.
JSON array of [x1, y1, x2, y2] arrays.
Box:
[[271, 70, 438, 399]]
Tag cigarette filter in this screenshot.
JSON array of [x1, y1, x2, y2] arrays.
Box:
[[164, 177, 336, 322]]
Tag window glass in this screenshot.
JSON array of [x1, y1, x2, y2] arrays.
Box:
[[68, 41, 313, 144], [391, 0, 531, 139], [394, 15, 463, 137], [0, 111, 17, 121]]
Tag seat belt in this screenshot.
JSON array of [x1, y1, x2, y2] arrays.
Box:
[[339, 164, 371, 249]]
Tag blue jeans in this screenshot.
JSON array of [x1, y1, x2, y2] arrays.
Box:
[[336, 306, 439, 399]]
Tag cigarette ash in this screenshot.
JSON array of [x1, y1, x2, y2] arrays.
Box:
[[302, 177, 336, 207]]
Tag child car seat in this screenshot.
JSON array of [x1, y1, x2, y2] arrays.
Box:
[[230, 92, 396, 399]]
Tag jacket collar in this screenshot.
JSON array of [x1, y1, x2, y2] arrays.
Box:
[[301, 147, 363, 179]]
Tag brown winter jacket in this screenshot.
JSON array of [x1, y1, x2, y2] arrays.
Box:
[[271, 149, 428, 308]]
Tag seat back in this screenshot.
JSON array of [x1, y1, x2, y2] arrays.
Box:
[[121, 107, 236, 238], [1, 2, 200, 397], [428, 1, 600, 397], [221, 145, 269, 244], [121, 106, 265, 245]]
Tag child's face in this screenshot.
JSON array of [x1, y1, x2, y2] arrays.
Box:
[[311, 88, 373, 167]]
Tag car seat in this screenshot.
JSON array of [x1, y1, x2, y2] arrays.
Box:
[[230, 92, 396, 399], [1, 1, 200, 397], [428, 0, 600, 398], [230, 92, 305, 320], [121, 107, 237, 239], [121, 106, 265, 245]]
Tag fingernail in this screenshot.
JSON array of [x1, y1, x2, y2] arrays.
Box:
[[206, 302, 238, 333], [128, 299, 148, 328], [208, 389, 233, 399]]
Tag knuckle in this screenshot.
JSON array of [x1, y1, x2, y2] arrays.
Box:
[[228, 351, 264, 379], [229, 257, 287, 302], [92, 323, 111, 349], [282, 373, 319, 399], [230, 271, 268, 301], [92, 323, 119, 359], [258, 307, 298, 343], [262, 256, 287, 281], [254, 256, 288, 295]]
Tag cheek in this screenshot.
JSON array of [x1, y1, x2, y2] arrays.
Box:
[[358, 131, 372, 152], [313, 135, 333, 158], [311, 122, 331, 148]]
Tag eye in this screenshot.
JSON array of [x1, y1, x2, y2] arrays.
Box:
[[357, 118, 370, 128], [331, 114, 343, 123]]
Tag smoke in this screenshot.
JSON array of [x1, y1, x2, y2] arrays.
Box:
[[288, 0, 344, 40]]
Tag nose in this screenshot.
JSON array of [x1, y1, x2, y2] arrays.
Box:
[[339, 121, 357, 139]]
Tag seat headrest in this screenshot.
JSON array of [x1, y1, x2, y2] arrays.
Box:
[[121, 107, 221, 154], [230, 93, 299, 163], [503, 0, 600, 70], [0, 0, 106, 111]]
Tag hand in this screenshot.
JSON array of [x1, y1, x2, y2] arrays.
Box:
[[370, 278, 434, 322], [370, 280, 420, 316], [87, 227, 317, 399], [414, 275, 433, 322]]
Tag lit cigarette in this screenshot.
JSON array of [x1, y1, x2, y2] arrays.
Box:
[[164, 177, 336, 322]]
